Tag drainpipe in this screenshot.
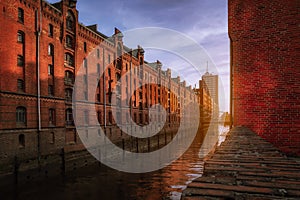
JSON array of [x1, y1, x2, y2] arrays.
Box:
[[103, 48, 106, 128], [35, 4, 42, 169], [130, 59, 132, 133]]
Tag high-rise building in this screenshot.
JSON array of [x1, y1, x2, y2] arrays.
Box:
[[202, 72, 218, 108]]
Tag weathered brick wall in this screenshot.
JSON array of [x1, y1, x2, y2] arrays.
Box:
[[229, 0, 300, 155]]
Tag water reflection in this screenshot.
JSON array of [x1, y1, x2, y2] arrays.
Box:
[[6, 125, 228, 200]]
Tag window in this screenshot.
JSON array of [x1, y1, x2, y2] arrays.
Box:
[[66, 108, 73, 125], [65, 88, 73, 101], [139, 113, 143, 124], [50, 132, 55, 144], [116, 73, 121, 82], [16, 106, 26, 125], [108, 68, 111, 78], [18, 8, 24, 23], [48, 44, 54, 56], [48, 85, 54, 96], [84, 110, 89, 125], [17, 31, 24, 43], [17, 79, 24, 92], [108, 54, 111, 64], [64, 70, 74, 85], [97, 111, 102, 124], [65, 53, 74, 66], [108, 111, 112, 124], [97, 63, 100, 74], [84, 42, 87, 52], [97, 49, 100, 58], [49, 109, 55, 125], [84, 58, 87, 68], [48, 64, 54, 76], [66, 35, 73, 48], [17, 55, 24, 66], [19, 134, 25, 148], [48, 24, 53, 37], [66, 11, 75, 31]]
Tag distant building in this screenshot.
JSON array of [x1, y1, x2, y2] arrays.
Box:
[[202, 72, 218, 106], [202, 71, 219, 120]]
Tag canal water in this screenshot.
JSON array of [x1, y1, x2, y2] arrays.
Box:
[[8, 126, 228, 200]]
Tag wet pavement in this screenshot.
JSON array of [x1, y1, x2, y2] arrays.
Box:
[[182, 126, 300, 200]]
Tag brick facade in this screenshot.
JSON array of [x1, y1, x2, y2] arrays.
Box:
[[0, 0, 212, 165], [229, 0, 300, 155]]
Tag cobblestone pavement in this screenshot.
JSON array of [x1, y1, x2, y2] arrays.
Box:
[[181, 126, 300, 200]]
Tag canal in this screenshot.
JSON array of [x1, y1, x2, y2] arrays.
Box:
[[5, 126, 228, 200]]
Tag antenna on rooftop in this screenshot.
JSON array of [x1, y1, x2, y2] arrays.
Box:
[[206, 61, 209, 73]]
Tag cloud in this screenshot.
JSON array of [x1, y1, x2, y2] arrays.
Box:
[[46, 0, 230, 111]]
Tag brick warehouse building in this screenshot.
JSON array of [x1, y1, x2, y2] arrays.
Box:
[[0, 0, 213, 166], [229, 0, 300, 155]]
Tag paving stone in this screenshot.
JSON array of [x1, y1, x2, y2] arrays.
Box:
[[181, 127, 300, 199]]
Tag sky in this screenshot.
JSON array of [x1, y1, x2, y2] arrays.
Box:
[[48, 0, 230, 112]]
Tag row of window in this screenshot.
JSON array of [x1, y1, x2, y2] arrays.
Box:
[[17, 8, 75, 32], [16, 106, 73, 126], [16, 106, 159, 127], [17, 71, 74, 95], [18, 132, 55, 149]]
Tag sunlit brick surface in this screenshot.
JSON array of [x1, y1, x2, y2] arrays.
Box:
[[228, 0, 300, 155]]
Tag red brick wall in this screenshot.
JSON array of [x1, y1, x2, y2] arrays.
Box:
[[0, 0, 203, 165], [229, 0, 300, 155]]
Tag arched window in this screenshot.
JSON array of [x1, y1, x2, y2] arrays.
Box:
[[17, 31, 24, 43], [65, 108, 73, 125], [97, 63, 100, 74], [19, 134, 25, 148], [65, 53, 74, 66], [48, 24, 53, 37], [16, 106, 26, 125], [97, 49, 100, 58], [66, 11, 75, 31], [84, 110, 89, 125], [83, 58, 87, 68], [116, 73, 121, 81], [48, 43, 54, 56], [50, 132, 55, 144], [66, 35, 73, 48], [97, 111, 102, 124], [64, 70, 74, 85], [18, 8, 24, 23], [17, 55, 24, 66], [65, 88, 73, 101], [17, 79, 24, 92], [84, 42, 87, 52], [49, 108, 56, 125]]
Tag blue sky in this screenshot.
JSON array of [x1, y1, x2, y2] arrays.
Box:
[[48, 0, 229, 112]]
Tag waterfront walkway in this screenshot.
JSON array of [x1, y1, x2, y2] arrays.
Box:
[[182, 126, 300, 199]]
